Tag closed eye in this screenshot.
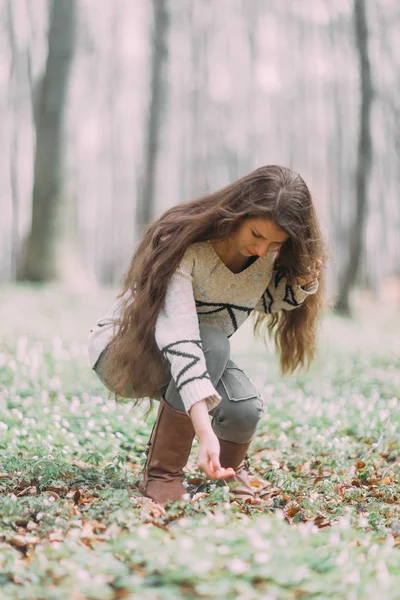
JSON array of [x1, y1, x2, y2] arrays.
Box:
[[252, 230, 262, 238]]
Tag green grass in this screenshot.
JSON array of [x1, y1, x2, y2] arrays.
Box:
[[0, 284, 400, 599]]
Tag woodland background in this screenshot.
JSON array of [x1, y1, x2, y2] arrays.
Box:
[[2, 3, 400, 598], [2, 0, 400, 314]]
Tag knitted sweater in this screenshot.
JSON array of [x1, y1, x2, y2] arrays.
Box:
[[88, 240, 319, 413]]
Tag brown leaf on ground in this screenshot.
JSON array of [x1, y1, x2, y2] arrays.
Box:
[[16, 486, 37, 497], [381, 476, 394, 485], [72, 489, 96, 506], [46, 484, 67, 494], [49, 529, 64, 542], [79, 522, 108, 544], [244, 497, 263, 505], [296, 462, 311, 472], [12, 534, 40, 547], [313, 515, 331, 528], [285, 505, 300, 518], [249, 475, 270, 489], [130, 496, 166, 519], [191, 492, 209, 502], [92, 521, 107, 532], [186, 477, 204, 485]]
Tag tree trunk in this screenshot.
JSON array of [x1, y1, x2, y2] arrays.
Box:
[[17, 0, 76, 282], [335, 0, 373, 315], [136, 0, 169, 239], [6, 0, 20, 279]]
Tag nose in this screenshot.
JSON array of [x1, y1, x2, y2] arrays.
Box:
[[255, 242, 271, 257]]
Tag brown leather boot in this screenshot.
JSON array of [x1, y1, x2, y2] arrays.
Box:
[[218, 438, 255, 500], [138, 397, 195, 503]]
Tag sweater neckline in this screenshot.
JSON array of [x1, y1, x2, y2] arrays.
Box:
[[206, 240, 263, 277]]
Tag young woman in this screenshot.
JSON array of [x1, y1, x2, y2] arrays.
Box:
[[88, 165, 326, 504]]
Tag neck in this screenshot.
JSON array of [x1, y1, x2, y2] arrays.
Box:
[[211, 237, 251, 273], [214, 235, 238, 259]]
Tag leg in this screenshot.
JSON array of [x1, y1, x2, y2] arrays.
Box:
[[140, 324, 231, 503], [210, 359, 265, 444], [209, 360, 265, 499]]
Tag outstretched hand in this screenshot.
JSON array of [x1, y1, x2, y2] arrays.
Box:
[[197, 431, 235, 480], [297, 258, 323, 287]]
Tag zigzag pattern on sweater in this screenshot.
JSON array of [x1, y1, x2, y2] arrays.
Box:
[[260, 287, 274, 314], [195, 300, 253, 334], [283, 284, 301, 307], [259, 271, 299, 313], [161, 339, 211, 392]]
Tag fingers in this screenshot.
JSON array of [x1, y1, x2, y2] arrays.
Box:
[[314, 259, 323, 275], [298, 258, 324, 286], [207, 454, 223, 479], [207, 464, 236, 480], [198, 458, 236, 480], [309, 259, 323, 274], [217, 467, 236, 479]]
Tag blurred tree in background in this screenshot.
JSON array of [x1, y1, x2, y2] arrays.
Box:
[[16, 0, 77, 283], [335, 0, 372, 314], [2, 0, 400, 313], [136, 0, 170, 241]]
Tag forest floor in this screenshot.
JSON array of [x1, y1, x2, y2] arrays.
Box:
[[1, 284, 400, 599]]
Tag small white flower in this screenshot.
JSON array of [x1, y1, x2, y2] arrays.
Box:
[[328, 531, 341, 545], [179, 536, 193, 550], [227, 558, 248, 574], [358, 516, 368, 528], [343, 569, 360, 585], [137, 526, 149, 539], [254, 552, 270, 564], [335, 550, 349, 566], [193, 559, 213, 574], [177, 518, 191, 528], [376, 559, 390, 585]]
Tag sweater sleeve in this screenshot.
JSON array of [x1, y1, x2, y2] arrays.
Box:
[[254, 270, 319, 314], [154, 247, 222, 414]]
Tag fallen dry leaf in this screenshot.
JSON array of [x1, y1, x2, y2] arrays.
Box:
[[381, 476, 393, 485], [12, 534, 40, 547], [191, 492, 209, 502], [130, 496, 166, 518], [49, 529, 64, 542]]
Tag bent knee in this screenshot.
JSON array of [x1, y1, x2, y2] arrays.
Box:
[[212, 365, 265, 443], [215, 395, 264, 437]]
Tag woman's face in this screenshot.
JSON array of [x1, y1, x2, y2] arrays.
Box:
[[233, 218, 289, 258]]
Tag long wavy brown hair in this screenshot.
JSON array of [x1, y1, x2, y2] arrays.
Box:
[[104, 165, 327, 411]]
